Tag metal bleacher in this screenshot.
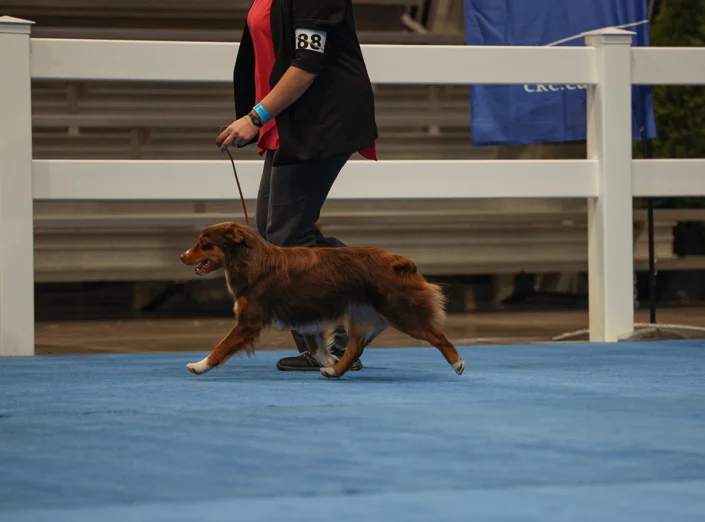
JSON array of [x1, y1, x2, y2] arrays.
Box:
[[31, 82, 477, 161], [3, 0, 464, 159], [21, 0, 473, 162], [3, 0, 689, 300]]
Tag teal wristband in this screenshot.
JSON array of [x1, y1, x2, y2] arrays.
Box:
[[253, 104, 271, 124]]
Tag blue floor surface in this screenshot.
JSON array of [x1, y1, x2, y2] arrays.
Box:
[[1, 341, 704, 521]]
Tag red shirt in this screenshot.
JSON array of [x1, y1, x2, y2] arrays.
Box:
[[246, 0, 376, 160], [247, 0, 280, 153]]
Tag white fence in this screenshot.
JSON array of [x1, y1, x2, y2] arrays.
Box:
[[2, 16, 705, 356]]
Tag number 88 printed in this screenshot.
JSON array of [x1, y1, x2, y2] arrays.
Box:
[[297, 33, 323, 51]]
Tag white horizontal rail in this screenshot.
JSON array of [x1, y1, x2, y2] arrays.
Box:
[[32, 159, 598, 200], [30, 38, 598, 85], [32, 39, 705, 86], [633, 159, 705, 197], [632, 48, 705, 85]]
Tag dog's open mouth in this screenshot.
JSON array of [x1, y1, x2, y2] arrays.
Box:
[[195, 260, 215, 276]]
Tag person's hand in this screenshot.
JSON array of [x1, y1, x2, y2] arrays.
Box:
[[216, 118, 258, 151]]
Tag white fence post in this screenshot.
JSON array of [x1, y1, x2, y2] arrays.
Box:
[[584, 28, 635, 342], [0, 16, 35, 356]]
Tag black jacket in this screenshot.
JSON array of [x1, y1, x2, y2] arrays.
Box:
[[233, 0, 378, 166]]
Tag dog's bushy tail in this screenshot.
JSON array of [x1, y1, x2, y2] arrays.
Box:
[[427, 282, 448, 326], [392, 256, 418, 275]]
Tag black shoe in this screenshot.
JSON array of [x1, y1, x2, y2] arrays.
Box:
[[276, 351, 363, 372]]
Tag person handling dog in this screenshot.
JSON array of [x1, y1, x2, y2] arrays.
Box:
[[216, 0, 387, 371]]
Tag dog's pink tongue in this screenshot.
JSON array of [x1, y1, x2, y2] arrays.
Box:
[[195, 260, 211, 275]]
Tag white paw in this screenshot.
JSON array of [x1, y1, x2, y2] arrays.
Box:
[[320, 367, 339, 379], [186, 357, 213, 375], [452, 360, 465, 376]]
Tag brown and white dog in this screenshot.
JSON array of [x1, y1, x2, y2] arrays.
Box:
[[180, 222, 465, 379]]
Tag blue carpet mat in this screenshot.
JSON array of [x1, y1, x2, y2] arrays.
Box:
[[1, 341, 704, 521]]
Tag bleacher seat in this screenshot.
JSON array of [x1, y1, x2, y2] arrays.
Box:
[[31, 82, 481, 160]]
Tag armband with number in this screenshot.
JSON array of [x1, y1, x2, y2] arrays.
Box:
[[295, 28, 327, 54]]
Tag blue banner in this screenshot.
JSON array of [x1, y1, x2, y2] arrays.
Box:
[[463, 0, 656, 146]]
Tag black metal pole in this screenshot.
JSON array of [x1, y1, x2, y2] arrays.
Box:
[[643, 0, 662, 325], [647, 197, 657, 323]]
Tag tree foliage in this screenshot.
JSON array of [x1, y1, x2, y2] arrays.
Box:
[[634, 0, 705, 208]]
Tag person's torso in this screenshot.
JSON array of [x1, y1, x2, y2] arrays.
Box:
[[246, 0, 280, 152], [235, 0, 378, 164]]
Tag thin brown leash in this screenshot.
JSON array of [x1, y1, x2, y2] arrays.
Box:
[[220, 125, 250, 227]]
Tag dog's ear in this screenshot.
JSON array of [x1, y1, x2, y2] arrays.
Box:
[[221, 225, 252, 251]]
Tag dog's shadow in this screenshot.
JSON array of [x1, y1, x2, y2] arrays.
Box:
[[168, 354, 466, 383], [179, 367, 465, 384]]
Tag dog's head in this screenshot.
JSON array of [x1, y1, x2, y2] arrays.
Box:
[[180, 222, 254, 276]]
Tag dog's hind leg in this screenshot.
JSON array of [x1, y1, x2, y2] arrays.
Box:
[[415, 326, 464, 375], [303, 330, 336, 368], [385, 313, 464, 375], [321, 307, 384, 378], [319, 319, 362, 379], [321, 329, 364, 379], [380, 279, 464, 375]]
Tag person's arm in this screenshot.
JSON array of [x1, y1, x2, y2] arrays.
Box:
[[259, 67, 316, 119], [217, 0, 345, 151], [217, 66, 316, 151]]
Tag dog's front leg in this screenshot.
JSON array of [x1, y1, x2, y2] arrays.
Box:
[[186, 322, 261, 375]]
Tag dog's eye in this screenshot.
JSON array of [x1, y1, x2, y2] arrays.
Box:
[[200, 242, 212, 250]]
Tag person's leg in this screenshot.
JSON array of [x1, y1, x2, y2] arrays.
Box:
[[255, 150, 273, 239], [263, 154, 372, 371], [256, 150, 310, 355], [264, 154, 350, 249], [312, 227, 346, 248]]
